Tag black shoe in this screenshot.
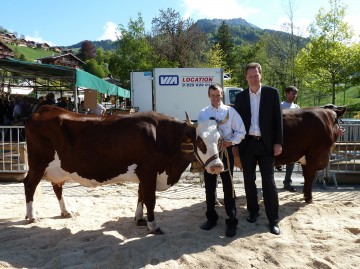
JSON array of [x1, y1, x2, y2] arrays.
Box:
[[200, 220, 217, 230], [246, 213, 259, 223], [283, 184, 297, 192], [225, 218, 238, 237], [270, 224, 281, 235], [225, 224, 237, 237]]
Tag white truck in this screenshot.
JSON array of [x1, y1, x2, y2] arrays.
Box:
[[130, 68, 242, 121]]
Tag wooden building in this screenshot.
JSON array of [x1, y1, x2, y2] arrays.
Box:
[[37, 53, 84, 69], [0, 41, 14, 59]]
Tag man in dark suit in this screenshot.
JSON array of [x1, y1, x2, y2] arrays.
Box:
[[233, 62, 283, 235]]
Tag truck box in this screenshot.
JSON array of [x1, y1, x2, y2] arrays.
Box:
[[131, 68, 242, 120]]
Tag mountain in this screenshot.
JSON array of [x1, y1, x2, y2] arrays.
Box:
[[195, 18, 260, 32], [67, 39, 117, 51], [63, 17, 307, 49]]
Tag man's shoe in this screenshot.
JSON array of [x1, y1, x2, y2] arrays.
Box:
[[225, 224, 237, 237], [270, 224, 281, 235], [284, 184, 297, 192], [225, 218, 238, 237], [246, 213, 259, 223], [200, 220, 217, 231]]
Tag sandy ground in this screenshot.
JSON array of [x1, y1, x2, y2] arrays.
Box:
[[1, 168, 360, 269]]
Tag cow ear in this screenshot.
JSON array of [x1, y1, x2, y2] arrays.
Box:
[[336, 106, 347, 117]]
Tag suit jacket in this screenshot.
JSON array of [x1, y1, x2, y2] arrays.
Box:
[[234, 85, 283, 154]]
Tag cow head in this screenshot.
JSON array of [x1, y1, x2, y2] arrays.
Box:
[[185, 112, 226, 174], [321, 104, 347, 141], [321, 104, 347, 119]]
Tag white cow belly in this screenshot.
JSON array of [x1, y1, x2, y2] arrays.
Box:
[[44, 152, 171, 190], [44, 153, 140, 187]]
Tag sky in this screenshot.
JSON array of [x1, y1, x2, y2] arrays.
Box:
[[1, 0, 359, 46]]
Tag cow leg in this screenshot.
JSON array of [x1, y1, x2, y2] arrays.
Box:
[[135, 183, 147, 226], [301, 164, 317, 203], [24, 170, 44, 222], [139, 180, 164, 235], [52, 182, 72, 218]]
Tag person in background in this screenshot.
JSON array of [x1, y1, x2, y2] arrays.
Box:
[[281, 86, 300, 192], [31, 96, 45, 113], [88, 103, 106, 115], [44, 92, 56, 106], [198, 83, 246, 237], [233, 62, 283, 235], [67, 97, 75, 111], [12, 97, 23, 122]]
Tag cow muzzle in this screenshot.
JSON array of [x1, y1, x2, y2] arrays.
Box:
[[204, 153, 224, 174]]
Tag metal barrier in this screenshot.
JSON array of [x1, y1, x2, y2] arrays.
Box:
[[0, 126, 28, 180], [322, 119, 360, 186]]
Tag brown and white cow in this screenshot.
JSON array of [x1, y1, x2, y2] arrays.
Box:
[[24, 105, 227, 234], [275, 105, 346, 202]]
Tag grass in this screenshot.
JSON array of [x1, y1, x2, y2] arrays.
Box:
[[298, 85, 360, 118], [7, 44, 56, 62]]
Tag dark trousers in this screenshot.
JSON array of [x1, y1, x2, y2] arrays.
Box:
[[203, 147, 237, 223], [240, 139, 279, 225], [283, 163, 295, 184]]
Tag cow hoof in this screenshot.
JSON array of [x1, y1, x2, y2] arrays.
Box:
[[149, 228, 164, 235], [136, 218, 147, 226], [25, 216, 40, 223], [304, 197, 313, 203], [61, 212, 73, 218]]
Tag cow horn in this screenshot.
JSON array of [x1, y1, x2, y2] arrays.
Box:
[[216, 111, 230, 125], [185, 111, 198, 128]]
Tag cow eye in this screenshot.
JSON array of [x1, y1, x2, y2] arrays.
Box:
[[196, 136, 207, 154]]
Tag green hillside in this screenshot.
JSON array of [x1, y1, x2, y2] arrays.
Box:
[[7, 44, 56, 61], [299, 85, 360, 117]]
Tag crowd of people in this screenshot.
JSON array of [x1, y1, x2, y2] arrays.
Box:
[[0, 92, 106, 125]]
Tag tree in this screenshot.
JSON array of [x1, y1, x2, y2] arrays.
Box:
[[295, 0, 355, 105], [77, 40, 97, 61], [108, 13, 156, 88], [83, 59, 106, 78], [150, 8, 207, 67], [200, 43, 225, 68], [214, 21, 234, 70]]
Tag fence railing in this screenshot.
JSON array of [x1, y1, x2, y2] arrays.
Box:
[[1, 119, 359, 182], [322, 119, 360, 186], [0, 126, 28, 176]]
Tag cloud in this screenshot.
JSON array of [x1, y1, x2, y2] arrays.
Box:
[[25, 31, 55, 46], [181, 0, 259, 20], [97, 22, 121, 41]]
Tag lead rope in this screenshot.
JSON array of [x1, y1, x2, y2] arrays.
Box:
[[220, 147, 235, 199]]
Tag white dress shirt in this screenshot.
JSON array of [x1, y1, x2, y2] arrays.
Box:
[[198, 102, 246, 145], [249, 86, 261, 136]]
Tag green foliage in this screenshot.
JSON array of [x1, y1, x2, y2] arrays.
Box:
[[295, 0, 356, 105], [109, 13, 156, 88], [214, 21, 234, 69], [83, 59, 107, 78], [199, 43, 225, 68]]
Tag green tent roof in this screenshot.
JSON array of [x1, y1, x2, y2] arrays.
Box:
[[76, 69, 129, 98], [0, 58, 130, 98]]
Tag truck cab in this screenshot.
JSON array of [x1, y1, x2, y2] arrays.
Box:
[[223, 87, 243, 106]]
